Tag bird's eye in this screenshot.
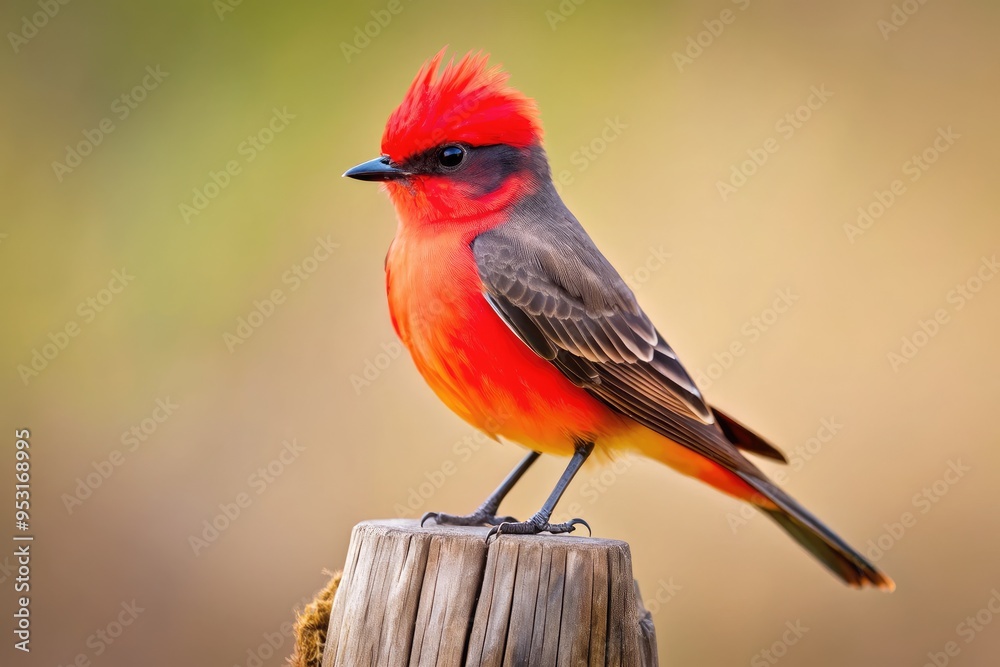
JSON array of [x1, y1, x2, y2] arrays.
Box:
[[438, 145, 466, 168]]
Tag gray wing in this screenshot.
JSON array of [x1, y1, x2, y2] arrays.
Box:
[[471, 214, 772, 476], [473, 207, 898, 588]]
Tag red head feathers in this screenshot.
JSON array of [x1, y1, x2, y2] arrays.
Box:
[[381, 50, 543, 164]]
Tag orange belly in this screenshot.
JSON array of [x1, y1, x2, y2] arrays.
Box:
[[384, 223, 770, 506], [385, 223, 627, 456]]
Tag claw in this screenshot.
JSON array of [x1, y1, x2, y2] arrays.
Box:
[[568, 517, 591, 536], [484, 516, 593, 542], [420, 509, 519, 529]]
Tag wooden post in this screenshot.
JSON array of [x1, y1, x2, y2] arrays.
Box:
[[322, 519, 658, 666]]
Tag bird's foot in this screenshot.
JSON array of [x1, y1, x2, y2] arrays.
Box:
[[420, 508, 516, 528], [486, 514, 591, 542]]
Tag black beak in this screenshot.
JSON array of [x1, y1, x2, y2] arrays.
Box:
[[343, 156, 410, 182]]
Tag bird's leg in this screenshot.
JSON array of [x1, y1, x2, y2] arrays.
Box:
[[487, 439, 594, 540], [421, 451, 540, 527]]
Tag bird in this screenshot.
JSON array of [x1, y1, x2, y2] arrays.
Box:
[[343, 49, 894, 591]]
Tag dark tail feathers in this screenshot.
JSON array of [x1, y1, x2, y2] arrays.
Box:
[[745, 475, 895, 591], [713, 408, 788, 463]]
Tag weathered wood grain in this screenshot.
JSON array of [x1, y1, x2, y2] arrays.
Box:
[[322, 519, 658, 666]]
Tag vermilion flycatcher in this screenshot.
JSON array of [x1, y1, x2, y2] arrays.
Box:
[[345, 51, 893, 590]]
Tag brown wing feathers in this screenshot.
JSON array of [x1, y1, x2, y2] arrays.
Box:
[[472, 218, 780, 473]]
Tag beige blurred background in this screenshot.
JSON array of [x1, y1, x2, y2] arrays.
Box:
[[2, 0, 999, 665]]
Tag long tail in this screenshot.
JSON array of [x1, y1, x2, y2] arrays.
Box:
[[629, 425, 894, 590], [742, 473, 895, 591]]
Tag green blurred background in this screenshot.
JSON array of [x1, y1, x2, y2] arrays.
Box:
[[3, 0, 999, 665]]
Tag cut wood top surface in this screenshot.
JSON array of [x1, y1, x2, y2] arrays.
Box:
[[322, 519, 658, 667], [354, 518, 631, 548]]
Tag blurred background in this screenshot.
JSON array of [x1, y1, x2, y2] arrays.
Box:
[[2, 0, 999, 665]]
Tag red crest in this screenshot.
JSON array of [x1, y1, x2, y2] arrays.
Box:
[[381, 49, 542, 163]]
